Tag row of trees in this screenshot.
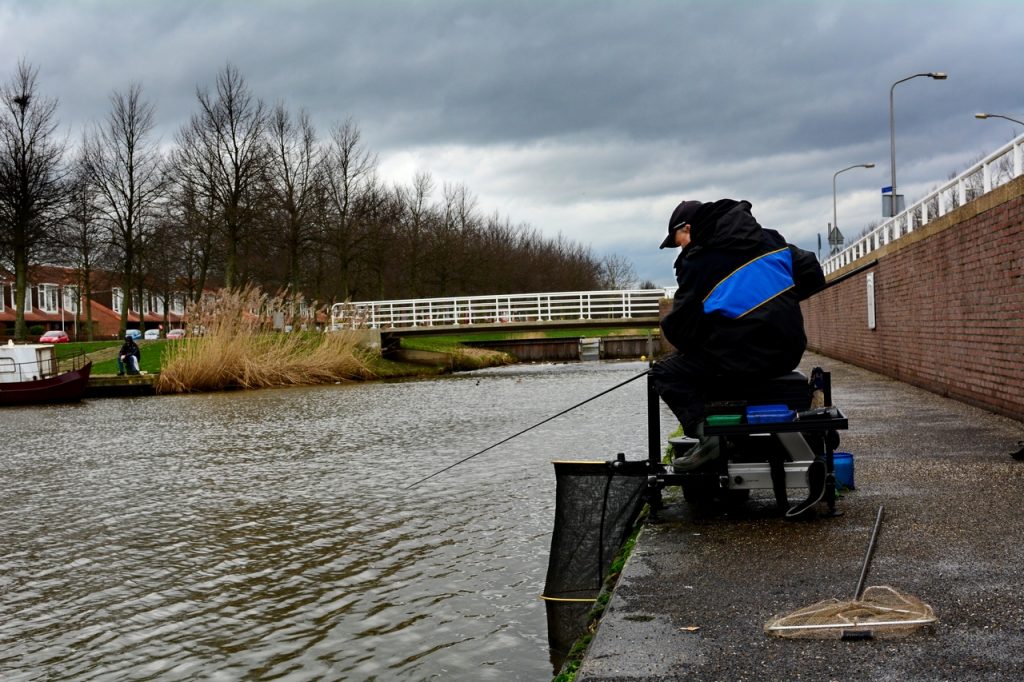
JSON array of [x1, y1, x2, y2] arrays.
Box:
[[1, 61, 637, 339]]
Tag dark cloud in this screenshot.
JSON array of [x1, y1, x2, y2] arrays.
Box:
[[2, 0, 1022, 285]]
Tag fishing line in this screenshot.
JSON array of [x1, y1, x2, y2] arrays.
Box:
[[405, 368, 652, 489]]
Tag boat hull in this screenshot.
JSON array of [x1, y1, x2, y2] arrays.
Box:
[[0, 362, 93, 406]]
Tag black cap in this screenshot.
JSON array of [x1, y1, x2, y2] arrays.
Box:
[[660, 200, 702, 249]]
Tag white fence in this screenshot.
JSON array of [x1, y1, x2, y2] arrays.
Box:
[[330, 289, 670, 329], [823, 132, 1024, 275]]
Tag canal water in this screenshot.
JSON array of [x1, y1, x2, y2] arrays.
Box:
[[1, 361, 674, 681]]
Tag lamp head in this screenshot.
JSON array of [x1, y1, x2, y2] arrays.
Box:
[[975, 112, 990, 119], [929, 72, 948, 80], [864, 163, 876, 168]]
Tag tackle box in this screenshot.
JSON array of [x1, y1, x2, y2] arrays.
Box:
[[745, 404, 796, 424]]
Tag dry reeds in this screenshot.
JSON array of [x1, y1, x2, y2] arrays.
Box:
[[156, 286, 375, 394]]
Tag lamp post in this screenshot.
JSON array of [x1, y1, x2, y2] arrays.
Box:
[[888, 72, 947, 216], [975, 112, 1024, 127], [833, 163, 875, 244]]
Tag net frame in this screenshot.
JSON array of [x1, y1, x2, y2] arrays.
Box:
[[764, 505, 937, 640], [764, 585, 937, 639]]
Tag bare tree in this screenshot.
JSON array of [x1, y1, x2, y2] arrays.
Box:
[[398, 170, 434, 297], [427, 182, 476, 294], [60, 155, 108, 340], [598, 253, 637, 289], [176, 64, 267, 289], [82, 83, 164, 335], [266, 103, 323, 293], [324, 117, 376, 299], [0, 60, 66, 339], [168, 138, 220, 300], [139, 206, 183, 335]]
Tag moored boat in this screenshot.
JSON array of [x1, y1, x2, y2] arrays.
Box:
[[0, 341, 92, 406]]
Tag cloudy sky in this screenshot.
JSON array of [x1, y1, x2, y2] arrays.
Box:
[[2, 0, 1022, 288]]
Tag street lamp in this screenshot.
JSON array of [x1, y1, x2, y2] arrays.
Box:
[[888, 72, 947, 217], [832, 163, 875, 253], [975, 112, 1024, 127]]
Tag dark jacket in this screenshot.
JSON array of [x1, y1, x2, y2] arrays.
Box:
[[119, 338, 140, 361], [661, 199, 825, 375]]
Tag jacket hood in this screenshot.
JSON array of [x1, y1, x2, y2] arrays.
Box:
[[688, 199, 762, 252]]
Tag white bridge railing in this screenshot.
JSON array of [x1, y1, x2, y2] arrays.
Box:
[[330, 289, 670, 329], [823, 132, 1024, 275]]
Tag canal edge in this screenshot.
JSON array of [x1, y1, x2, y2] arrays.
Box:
[[553, 506, 651, 682]]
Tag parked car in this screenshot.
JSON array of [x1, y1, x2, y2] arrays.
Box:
[[144, 329, 161, 340], [166, 329, 186, 340], [124, 329, 142, 340], [39, 330, 70, 343]]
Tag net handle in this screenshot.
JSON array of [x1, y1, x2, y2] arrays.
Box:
[[854, 505, 885, 600]]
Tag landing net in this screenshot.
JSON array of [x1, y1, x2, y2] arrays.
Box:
[[764, 585, 936, 639], [542, 460, 649, 659]]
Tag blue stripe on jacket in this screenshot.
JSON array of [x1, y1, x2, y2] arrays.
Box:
[[702, 248, 795, 319]]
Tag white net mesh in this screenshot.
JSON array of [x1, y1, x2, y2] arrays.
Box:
[[765, 585, 936, 639]]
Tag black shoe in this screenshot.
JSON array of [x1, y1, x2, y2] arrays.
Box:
[[117, 372, 124, 376], [786, 458, 826, 519]]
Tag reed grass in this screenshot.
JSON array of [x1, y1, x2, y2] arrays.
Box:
[[156, 286, 374, 394]]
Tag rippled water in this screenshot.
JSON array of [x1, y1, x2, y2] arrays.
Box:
[[1, 361, 674, 681]]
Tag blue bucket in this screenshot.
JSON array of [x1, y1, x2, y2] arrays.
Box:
[[833, 452, 855, 489]]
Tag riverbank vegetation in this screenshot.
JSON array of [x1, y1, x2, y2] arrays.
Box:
[[156, 288, 375, 393]]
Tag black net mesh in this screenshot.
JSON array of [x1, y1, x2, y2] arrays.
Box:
[[543, 460, 650, 665]]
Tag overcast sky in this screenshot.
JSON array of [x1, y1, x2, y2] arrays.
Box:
[[2, 0, 1022, 288]]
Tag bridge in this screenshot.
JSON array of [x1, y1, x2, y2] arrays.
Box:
[[329, 288, 667, 333]]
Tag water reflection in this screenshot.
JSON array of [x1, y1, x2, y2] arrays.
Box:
[[0, 361, 675, 680]]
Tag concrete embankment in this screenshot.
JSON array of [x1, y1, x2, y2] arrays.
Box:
[[85, 374, 158, 397], [576, 351, 1024, 681]]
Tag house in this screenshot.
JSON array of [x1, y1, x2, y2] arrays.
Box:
[[0, 265, 189, 341]]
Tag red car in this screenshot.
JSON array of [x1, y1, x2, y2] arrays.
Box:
[[39, 330, 70, 343]]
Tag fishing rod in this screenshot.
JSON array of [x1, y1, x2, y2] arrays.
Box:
[[405, 368, 652, 489], [407, 260, 870, 490]]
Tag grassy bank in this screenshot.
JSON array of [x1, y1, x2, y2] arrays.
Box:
[[403, 326, 658, 348]]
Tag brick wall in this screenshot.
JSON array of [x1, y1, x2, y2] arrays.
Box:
[[803, 175, 1024, 422]]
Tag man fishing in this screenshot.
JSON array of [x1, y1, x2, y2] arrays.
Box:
[[651, 199, 825, 468]]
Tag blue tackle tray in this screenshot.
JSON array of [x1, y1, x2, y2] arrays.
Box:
[[745, 404, 796, 424]]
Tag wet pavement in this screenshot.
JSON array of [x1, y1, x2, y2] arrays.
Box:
[[577, 352, 1024, 681]]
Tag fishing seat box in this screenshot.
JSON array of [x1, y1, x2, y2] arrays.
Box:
[[703, 371, 814, 416]]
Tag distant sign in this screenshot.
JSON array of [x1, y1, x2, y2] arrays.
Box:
[[881, 186, 893, 194]]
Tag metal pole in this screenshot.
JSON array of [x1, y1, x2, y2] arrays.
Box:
[[833, 173, 838, 235], [889, 81, 898, 216], [889, 72, 947, 217], [647, 371, 661, 465], [833, 163, 874, 241], [854, 505, 886, 600]]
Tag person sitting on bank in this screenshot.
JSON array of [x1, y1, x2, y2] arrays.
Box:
[[651, 199, 825, 465], [117, 334, 141, 376]]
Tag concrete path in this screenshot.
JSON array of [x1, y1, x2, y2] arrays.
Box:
[[577, 352, 1024, 681]]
